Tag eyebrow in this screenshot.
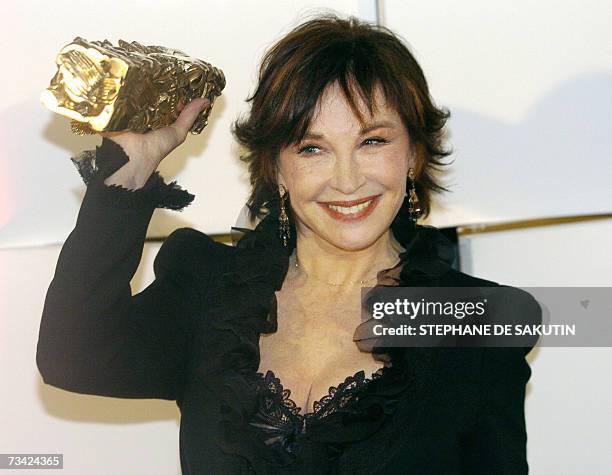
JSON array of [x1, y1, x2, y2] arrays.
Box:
[[302, 121, 397, 140]]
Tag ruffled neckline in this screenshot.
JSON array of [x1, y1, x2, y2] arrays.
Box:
[[254, 365, 389, 421], [247, 366, 389, 457], [205, 200, 458, 473]]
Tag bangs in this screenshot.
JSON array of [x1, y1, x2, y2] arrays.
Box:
[[251, 31, 399, 152], [277, 61, 386, 147]]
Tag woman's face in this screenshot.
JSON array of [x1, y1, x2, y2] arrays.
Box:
[[277, 81, 413, 252]]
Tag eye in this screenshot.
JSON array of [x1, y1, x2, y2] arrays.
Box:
[[363, 137, 389, 146], [296, 137, 389, 156], [296, 144, 321, 156]]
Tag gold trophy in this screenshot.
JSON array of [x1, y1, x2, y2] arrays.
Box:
[[41, 36, 225, 135]]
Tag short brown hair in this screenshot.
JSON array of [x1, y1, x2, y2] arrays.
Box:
[[231, 12, 453, 222]]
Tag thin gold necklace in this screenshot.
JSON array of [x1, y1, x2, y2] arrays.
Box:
[[293, 254, 390, 286]]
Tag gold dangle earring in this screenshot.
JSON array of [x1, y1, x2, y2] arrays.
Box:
[[278, 184, 290, 247], [407, 168, 422, 222]]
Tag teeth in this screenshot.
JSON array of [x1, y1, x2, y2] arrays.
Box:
[[327, 199, 373, 214]]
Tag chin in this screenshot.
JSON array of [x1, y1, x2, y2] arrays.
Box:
[[322, 228, 383, 252]]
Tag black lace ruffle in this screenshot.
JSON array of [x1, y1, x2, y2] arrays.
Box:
[[71, 137, 195, 210], [248, 366, 388, 457]]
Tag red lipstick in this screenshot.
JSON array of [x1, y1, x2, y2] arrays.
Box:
[[317, 194, 381, 222]]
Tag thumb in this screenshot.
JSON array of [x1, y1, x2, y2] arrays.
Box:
[[172, 98, 210, 140]]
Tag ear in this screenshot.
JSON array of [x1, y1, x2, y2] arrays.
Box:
[[405, 153, 415, 175], [276, 168, 287, 189], [407, 146, 422, 176]]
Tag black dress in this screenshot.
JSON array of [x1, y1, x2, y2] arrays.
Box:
[[36, 138, 541, 474]]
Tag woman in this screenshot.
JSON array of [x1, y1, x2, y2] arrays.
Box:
[[37, 13, 539, 474]]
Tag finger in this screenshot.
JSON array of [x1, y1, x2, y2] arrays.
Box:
[[172, 98, 210, 140]]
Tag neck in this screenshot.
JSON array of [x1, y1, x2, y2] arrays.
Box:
[[291, 226, 405, 287]]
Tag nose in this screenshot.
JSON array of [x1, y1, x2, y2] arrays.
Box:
[[330, 153, 365, 194]]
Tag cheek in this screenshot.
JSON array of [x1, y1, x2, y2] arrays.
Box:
[[367, 155, 408, 192], [285, 163, 328, 198], [382, 169, 406, 191]]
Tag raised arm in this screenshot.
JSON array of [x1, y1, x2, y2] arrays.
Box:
[[36, 98, 211, 400]]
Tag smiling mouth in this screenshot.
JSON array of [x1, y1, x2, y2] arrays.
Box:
[[317, 194, 381, 221]]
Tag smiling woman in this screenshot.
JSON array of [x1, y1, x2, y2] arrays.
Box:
[[37, 11, 540, 475], [232, 16, 453, 226]]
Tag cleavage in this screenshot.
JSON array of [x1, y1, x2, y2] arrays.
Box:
[[256, 365, 388, 420], [257, 329, 387, 415], [258, 270, 381, 415]]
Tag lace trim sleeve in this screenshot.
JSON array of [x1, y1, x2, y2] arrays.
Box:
[[70, 137, 195, 211]]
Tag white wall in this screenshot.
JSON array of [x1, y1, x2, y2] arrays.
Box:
[[383, 0, 612, 228]]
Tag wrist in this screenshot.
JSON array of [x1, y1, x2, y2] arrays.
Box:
[[103, 157, 159, 190]]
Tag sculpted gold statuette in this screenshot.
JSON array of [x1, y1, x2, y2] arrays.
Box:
[[41, 36, 225, 135]]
